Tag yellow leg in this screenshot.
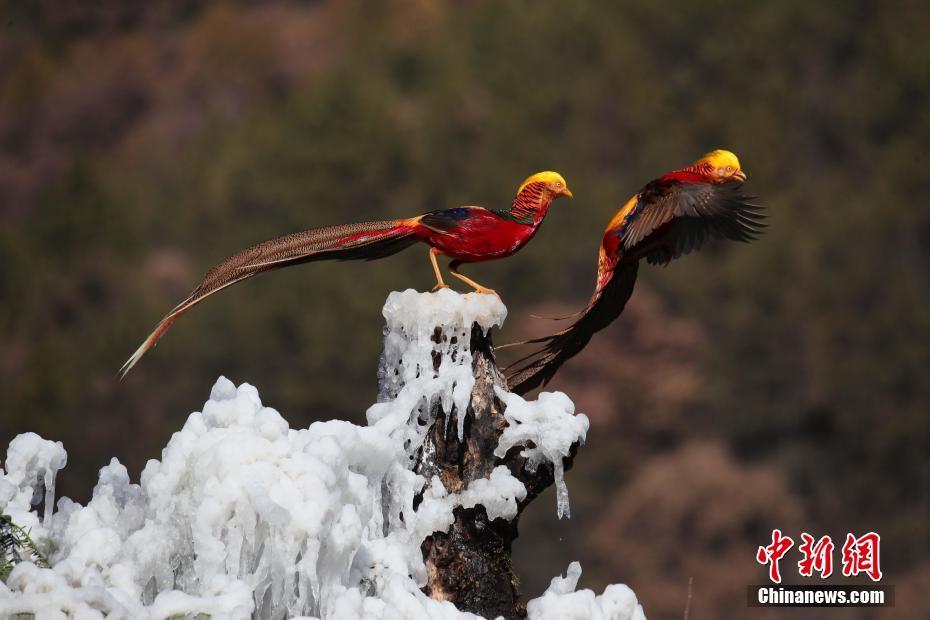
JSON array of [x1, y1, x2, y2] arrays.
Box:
[[429, 248, 448, 291], [449, 260, 497, 296]]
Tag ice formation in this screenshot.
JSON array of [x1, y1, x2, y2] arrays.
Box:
[[494, 389, 589, 519], [1, 433, 67, 525], [373, 288, 507, 445], [0, 289, 644, 619], [527, 563, 646, 620]]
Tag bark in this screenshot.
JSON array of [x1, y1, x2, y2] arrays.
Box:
[[414, 324, 578, 620]]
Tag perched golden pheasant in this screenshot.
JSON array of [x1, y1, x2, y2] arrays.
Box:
[[505, 150, 764, 394], [120, 171, 572, 377]]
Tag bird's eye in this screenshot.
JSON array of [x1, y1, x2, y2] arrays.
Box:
[[725, 166, 734, 173], [555, 181, 563, 188]]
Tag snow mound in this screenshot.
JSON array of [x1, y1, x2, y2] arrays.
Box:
[[0, 290, 643, 619], [528, 562, 646, 620]]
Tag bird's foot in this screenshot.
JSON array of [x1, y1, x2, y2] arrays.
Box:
[[473, 286, 498, 297], [431, 284, 450, 292]]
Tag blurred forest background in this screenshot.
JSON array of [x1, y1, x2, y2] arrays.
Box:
[[2, 0, 929, 617]]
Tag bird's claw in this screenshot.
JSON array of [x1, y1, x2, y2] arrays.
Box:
[[474, 287, 499, 297], [432, 284, 450, 292]]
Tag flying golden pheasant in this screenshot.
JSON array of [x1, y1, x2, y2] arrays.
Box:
[[120, 171, 572, 377], [505, 150, 764, 394]]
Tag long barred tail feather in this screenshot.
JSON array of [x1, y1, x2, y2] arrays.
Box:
[[526, 308, 588, 321], [119, 219, 417, 378], [504, 262, 640, 395]]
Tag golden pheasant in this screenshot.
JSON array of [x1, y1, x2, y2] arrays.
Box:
[[120, 171, 572, 377], [505, 150, 764, 394]]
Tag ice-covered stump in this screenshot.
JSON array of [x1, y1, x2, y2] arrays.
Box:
[[369, 289, 588, 618], [0, 289, 645, 620]]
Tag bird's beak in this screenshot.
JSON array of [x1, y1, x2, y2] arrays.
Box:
[[733, 170, 747, 182], [560, 187, 574, 199]]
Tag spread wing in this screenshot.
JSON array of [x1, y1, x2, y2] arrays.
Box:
[[620, 181, 765, 264]]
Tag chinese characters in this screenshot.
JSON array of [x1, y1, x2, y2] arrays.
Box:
[[756, 530, 881, 583]]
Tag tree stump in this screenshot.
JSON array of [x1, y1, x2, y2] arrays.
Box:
[[413, 323, 578, 620]]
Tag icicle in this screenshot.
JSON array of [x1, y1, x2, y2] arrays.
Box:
[[553, 458, 570, 520], [42, 466, 56, 523]]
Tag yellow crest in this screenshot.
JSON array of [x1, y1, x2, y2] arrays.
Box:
[[694, 149, 741, 170], [517, 171, 567, 195]]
